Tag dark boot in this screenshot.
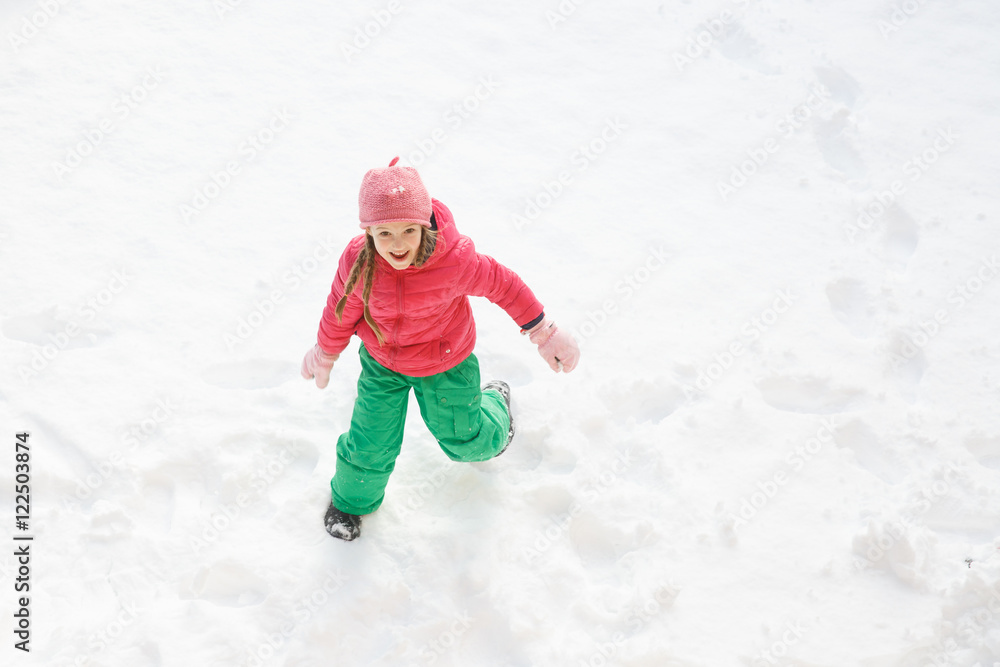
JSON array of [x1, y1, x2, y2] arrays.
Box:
[[483, 380, 513, 457], [324, 502, 361, 541]]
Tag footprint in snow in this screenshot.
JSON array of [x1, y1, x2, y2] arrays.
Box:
[[814, 109, 867, 182], [139, 476, 176, 534], [826, 277, 879, 338], [2, 306, 111, 349], [963, 434, 1000, 471], [814, 65, 863, 109], [756, 374, 865, 414], [881, 330, 928, 393], [833, 419, 908, 484], [201, 360, 297, 389], [881, 206, 920, 265], [598, 379, 684, 424], [182, 559, 269, 607], [716, 21, 781, 76], [568, 512, 626, 567], [525, 483, 576, 516], [809, 65, 867, 183], [87, 499, 136, 541]]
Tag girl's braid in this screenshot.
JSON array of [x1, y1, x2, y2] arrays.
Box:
[[333, 227, 439, 346]]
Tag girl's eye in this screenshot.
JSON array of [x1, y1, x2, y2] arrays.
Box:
[[404, 227, 416, 234]]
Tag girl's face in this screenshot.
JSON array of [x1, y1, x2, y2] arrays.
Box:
[[368, 221, 423, 270]]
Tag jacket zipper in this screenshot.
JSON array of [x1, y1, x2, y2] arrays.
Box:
[[390, 271, 404, 368]]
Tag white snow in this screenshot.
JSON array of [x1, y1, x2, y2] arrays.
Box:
[[2, 0, 1000, 665]]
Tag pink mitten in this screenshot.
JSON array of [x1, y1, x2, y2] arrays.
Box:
[[301, 344, 340, 389], [522, 317, 580, 373]]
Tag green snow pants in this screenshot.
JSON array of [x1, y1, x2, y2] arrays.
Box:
[[330, 343, 510, 516]]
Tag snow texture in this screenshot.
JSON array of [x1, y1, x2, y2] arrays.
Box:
[[2, 1, 1000, 666]]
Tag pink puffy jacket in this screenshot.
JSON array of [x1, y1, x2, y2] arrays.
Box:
[[316, 199, 544, 377]]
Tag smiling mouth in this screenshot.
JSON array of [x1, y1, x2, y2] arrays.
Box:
[[389, 250, 409, 261]]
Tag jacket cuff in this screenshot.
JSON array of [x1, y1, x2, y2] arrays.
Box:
[[519, 312, 545, 331]]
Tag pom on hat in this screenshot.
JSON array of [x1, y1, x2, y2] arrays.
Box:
[[358, 157, 433, 229]]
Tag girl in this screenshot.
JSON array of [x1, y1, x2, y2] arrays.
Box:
[[301, 157, 580, 541]]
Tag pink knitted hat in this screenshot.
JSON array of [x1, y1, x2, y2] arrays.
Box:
[[358, 157, 433, 229]]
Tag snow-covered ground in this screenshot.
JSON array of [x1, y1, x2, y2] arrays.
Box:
[[2, 0, 1000, 665]]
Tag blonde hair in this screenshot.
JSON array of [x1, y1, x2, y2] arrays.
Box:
[[334, 226, 438, 345]]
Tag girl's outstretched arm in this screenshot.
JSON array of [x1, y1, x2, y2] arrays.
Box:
[[461, 249, 580, 373], [461, 249, 545, 329]]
